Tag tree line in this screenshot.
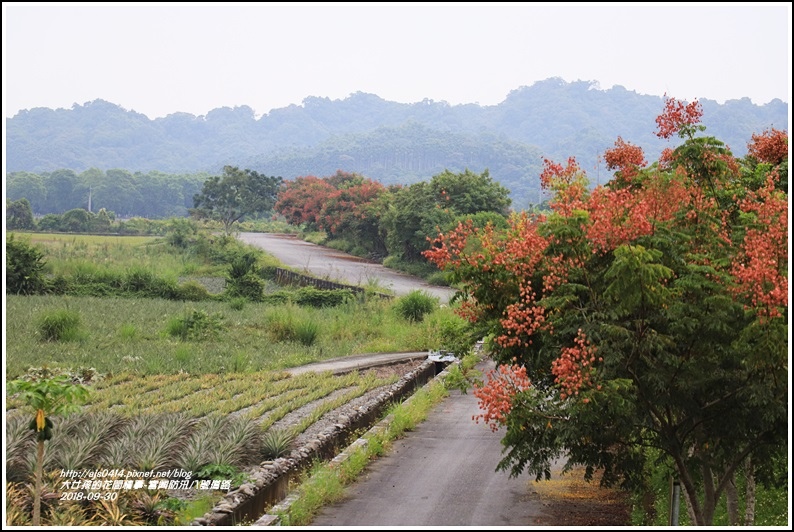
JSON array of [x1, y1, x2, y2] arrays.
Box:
[[189, 165, 512, 278], [6, 168, 209, 219], [7, 164, 514, 280]]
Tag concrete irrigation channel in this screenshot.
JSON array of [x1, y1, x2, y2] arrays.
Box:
[[192, 352, 445, 526]]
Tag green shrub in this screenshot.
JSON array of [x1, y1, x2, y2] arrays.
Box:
[[228, 252, 258, 279], [228, 297, 246, 311], [442, 355, 483, 394], [262, 291, 291, 305], [165, 309, 225, 341], [394, 290, 438, 322], [175, 280, 212, 302], [258, 265, 279, 281], [292, 286, 354, 308], [226, 272, 265, 302], [67, 282, 114, 298], [266, 309, 297, 343], [164, 218, 198, 248], [265, 307, 319, 345], [429, 311, 475, 357], [124, 267, 178, 299], [37, 309, 82, 342], [425, 270, 451, 287], [6, 234, 48, 295], [119, 324, 137, 340], [194, 463, 250, 489], [174, 345, 192, 365], [47, 275, 71, 295], [228, 352, 250, 372]]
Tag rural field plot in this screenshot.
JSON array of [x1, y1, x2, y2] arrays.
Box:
[[6, 368, 398, 479], [5, 366, 403, 525], [5, 231, 457, 525]]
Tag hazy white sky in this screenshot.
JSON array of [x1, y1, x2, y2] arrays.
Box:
[[2, 2, 792, 120]]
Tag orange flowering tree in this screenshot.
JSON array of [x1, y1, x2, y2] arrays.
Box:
[[274, 175, 336, 230], [424, 98, 788, 526], [274, 171, 391, 257]]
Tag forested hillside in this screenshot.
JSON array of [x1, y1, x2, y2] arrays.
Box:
[[6, 78, 788, 212]]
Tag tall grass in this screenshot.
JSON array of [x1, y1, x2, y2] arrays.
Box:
[[15, 232, 224, 279], [36, 308, 83, 342], [6, 295, 466, 378]]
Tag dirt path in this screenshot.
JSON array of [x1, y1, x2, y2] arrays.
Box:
[[237, 232, 457, 303]]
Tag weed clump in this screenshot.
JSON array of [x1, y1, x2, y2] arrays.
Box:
[[394, 290, 438, 322], [37, 309, 82, 342], [165, 309, 225, 341]]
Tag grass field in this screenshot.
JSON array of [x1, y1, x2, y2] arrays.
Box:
[[5, 294, 458, 378], [11, 231, 228, 279]]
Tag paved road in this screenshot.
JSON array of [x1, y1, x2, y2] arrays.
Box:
[[237, 232, 457, 303], [308, 360, 552, 527]]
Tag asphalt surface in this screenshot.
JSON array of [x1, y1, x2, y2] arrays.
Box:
[[236, 232, 457, 303], [308, 359, 550, 527]]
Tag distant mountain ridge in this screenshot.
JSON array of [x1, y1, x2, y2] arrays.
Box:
[[6, 77, 788, 209]]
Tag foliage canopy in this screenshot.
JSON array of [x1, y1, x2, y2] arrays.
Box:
[[424, 98, 788, 526]]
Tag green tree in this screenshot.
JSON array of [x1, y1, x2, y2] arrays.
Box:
[[36, 213, 62, 232], [424, 100, 788, 526], [90, 207, 114, 232], [429, 168, 512, 216], [42, 169, 80, 213], [6, 198, 36, 230], [8, 374, 91, 525], [381, 182, 453, 263], [6, 234, 48, 295], [192, 166, 282, 235], [60, 208, 93, 232], [6, 171, 47, 208], [380, 169, 512, 264]]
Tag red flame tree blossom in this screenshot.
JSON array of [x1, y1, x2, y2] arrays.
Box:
[[655, 94, 704, 139], [603, 136, 647, 183], [747, 127, 788, 166], [472, 364, 531, 432]]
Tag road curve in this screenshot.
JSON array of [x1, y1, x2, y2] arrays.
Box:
[[237, 232, 457, 303]]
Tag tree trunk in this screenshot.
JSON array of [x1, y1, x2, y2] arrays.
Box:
[[725, 470, 739, 525], [683, 487, 698, 525], [744, 457, 756, 526], [701, 462, 717, 525], [33, 440, 44, 526], [642, 484, 656, 525]]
